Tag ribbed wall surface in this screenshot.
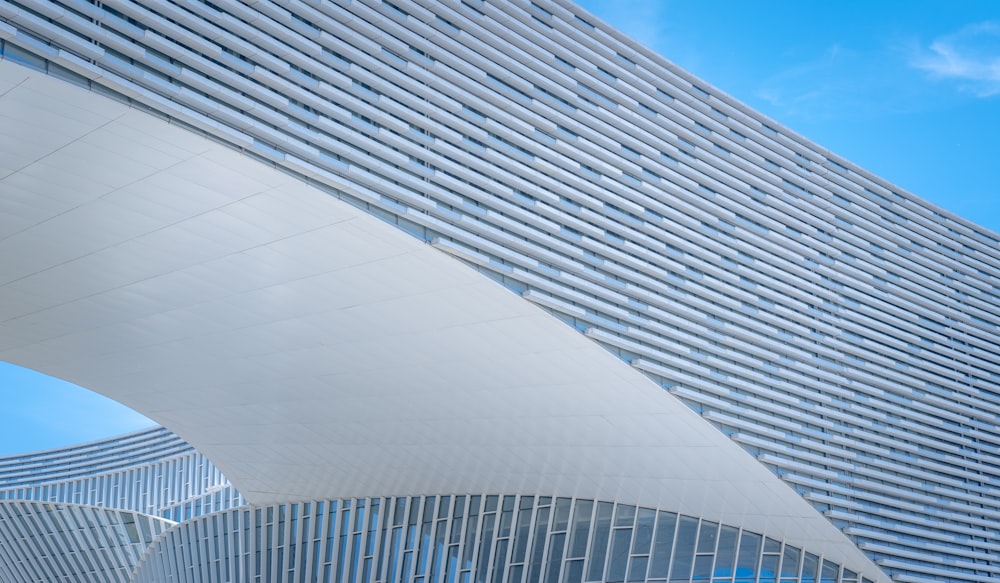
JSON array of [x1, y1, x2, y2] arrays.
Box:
[[0, 427, 189, 487], [133, 494, 870, 583], [0, 427, 244, 521], [0, 1, 998, 582], [0, 500, 172, 583]]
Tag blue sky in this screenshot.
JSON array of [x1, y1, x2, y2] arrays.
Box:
[[0, 365, 154, 455], [1, 1, 998, 456], [577, 0, 1000, 230]]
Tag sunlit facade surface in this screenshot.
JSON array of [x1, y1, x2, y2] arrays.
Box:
[[0, 0, 998, 582]]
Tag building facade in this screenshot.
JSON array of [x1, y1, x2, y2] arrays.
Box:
[[0, 1, 997, 582], [0, 428, 875, 583], [0, 428, 240, 581]]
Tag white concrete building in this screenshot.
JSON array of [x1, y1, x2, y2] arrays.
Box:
[[0, 1, 997, 581]]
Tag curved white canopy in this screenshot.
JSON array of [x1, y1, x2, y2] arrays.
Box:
[[0, 62, 885, 580]]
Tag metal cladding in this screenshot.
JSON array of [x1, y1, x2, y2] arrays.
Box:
[[0, 427, 244, 522], [132, 495, 858, 583], [0, 1, 998, 582], [0, 500, 173, 583], [0, 429, 233, 583]]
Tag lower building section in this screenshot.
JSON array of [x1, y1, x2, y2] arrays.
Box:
[[0, 427, 884, 583], [133, 494, 872, 583], [0, 500, 172, 582]]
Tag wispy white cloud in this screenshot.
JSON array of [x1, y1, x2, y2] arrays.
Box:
[[910, 22, 1000, 97], [750, 43, 890, 121]]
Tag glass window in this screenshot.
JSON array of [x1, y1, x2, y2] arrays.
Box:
[[713, 526, 739, 577], [628, 556, 649, 582], [499, 498, 514, 538], [587, 503, 614, 581], [553, 498, 572, 532], [670, 516, 699, 582], [462, 498, 480, 567], [562, 559, 584, 583], [606, 528, 633, 582], [545, 533, 566, 583], [697, 522, 719, 553], [527, 507, 550, 582], [632, 508, 656, 555], [801, 552, 819, 583], [649, 512, 677, 578], [820, 560, 839, 583], [568, 500, 592, 558], [692, 554, 713, 580], [492, 538, 509, 583], [735, 531, 761, 581], [756, 554, 778, 583], [476, 513, 496, 583], [512, 502, 533, 563], [780, 545, 800, 579]]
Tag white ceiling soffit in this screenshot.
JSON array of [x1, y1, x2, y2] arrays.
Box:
[[0, 61, 884, 580]]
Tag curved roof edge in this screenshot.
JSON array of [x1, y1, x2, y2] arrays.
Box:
[[0, 62, 886, 581]]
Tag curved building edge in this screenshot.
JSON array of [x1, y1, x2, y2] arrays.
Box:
[[0, 425, 187, 488], [0, 425, 245, 522], [0, 60, 887, 582]]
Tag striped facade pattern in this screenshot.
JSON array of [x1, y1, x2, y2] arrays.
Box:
[[133, 495, 870, 583], [0, 1, 998, 582], [0, 500, 172, 582], [0, 429, 240, 582], [0, 427, 191, 487], [0, 427, 244, 522], [0, 432, 868, 583]]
